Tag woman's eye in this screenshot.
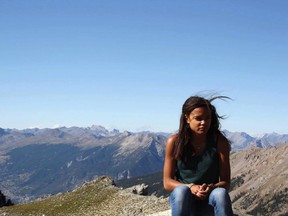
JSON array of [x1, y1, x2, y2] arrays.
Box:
[[194, 116, 210, 121]]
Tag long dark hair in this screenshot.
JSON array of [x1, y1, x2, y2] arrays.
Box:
[[173, 95, 230, 162]]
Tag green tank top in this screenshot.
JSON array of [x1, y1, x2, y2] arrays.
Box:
[[175, 138, 219, 184]]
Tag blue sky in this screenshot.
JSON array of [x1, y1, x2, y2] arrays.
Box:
[[1, 0, 287, 135]]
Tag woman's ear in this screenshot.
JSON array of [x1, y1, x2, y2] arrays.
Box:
[[185, 114, 190, 124]]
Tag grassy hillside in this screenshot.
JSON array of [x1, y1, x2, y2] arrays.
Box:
[[0, 176, 169, 216]]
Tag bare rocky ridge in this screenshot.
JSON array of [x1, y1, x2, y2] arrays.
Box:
[[230, 143, 288, 215]]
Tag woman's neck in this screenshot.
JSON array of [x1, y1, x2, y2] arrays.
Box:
[[192, 134, 207, 144], [191, 135, 207, 153]]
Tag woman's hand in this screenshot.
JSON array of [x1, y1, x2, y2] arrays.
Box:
[[191, 183, 214, 200]]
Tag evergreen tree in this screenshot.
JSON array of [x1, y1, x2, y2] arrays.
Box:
[[0, 190, 14, 207]]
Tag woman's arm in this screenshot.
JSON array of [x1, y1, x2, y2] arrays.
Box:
[[215, 133, 231, 189], [163, 135, 184, 191]]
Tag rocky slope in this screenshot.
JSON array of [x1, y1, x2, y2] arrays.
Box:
[[230, 143, 288, 216]]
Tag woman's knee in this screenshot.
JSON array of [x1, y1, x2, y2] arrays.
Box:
[[209, 188, 233, 215], [170, 184, 191, 202], [211, 187, 228, 197], [169, 185, 194, 215], [209, 188, 231, 205]]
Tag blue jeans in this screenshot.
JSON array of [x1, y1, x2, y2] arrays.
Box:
[[169, 184, 233, 216]]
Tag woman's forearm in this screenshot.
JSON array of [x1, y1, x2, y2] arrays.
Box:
[[214, 181, 230, 190], [164, 178, 184, 192]]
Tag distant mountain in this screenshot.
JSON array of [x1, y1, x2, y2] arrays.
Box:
[[0, 126, 166, 203], [223, 130, 288, 151], [0, 125, 287, 204]]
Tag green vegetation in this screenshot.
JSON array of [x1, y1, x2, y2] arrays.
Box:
[[247, 188, 288, 216], [230, 174, 245, 191]]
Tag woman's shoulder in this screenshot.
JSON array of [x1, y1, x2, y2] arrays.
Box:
[[165, 134, 178, 149], [167, 134, 178, 143]]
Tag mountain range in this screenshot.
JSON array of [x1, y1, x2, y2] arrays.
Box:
[[0, 125, 287, 205]]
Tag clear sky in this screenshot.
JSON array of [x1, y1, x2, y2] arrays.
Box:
[[1, 0, 287, 135]]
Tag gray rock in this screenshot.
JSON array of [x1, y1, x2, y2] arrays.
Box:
[[132, 184, 149, 196]]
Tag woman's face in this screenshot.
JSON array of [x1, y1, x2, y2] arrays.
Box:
[[186, 106, 211, 136]]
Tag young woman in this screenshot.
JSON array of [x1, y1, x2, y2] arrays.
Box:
[[163, 96, 233, 216]]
